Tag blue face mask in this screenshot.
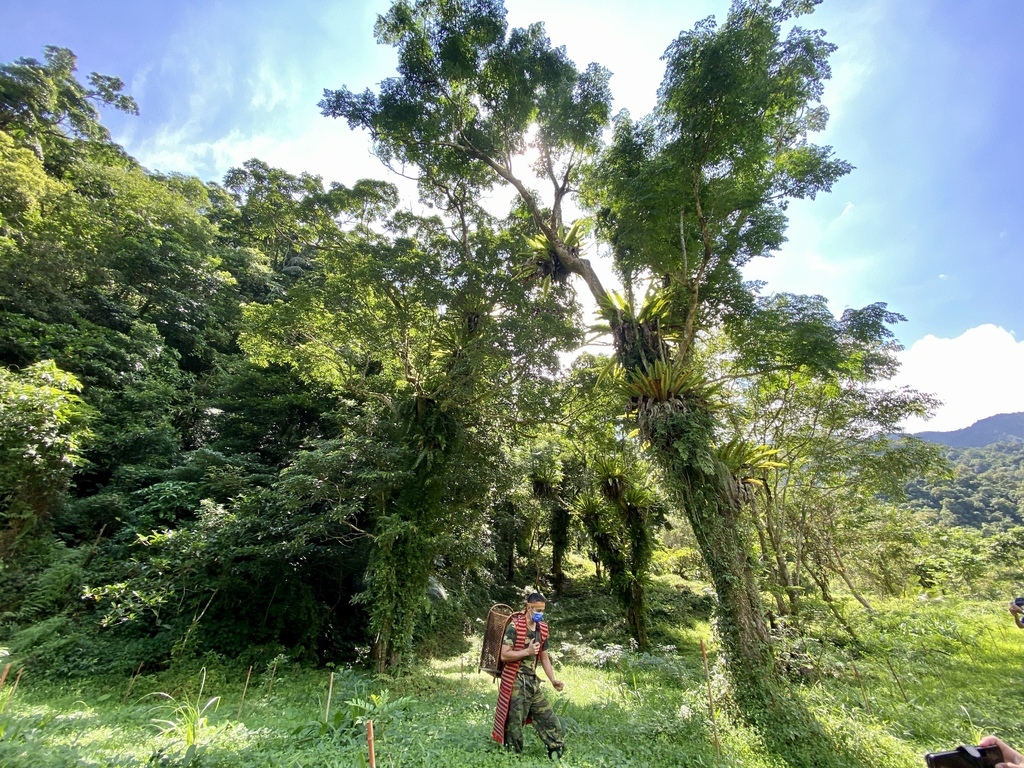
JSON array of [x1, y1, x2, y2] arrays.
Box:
[[532, 612, 544, 623]]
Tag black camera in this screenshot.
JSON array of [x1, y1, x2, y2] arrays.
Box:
[[925, 744, 1002, 768]]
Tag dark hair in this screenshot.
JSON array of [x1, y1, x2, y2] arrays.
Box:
[[526, 592, 546, 604]]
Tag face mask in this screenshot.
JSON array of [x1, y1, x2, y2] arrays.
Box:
[[532, 612, 544, 623]]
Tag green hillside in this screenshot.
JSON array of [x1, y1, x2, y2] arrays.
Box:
[[903, 442, 1024, 529]]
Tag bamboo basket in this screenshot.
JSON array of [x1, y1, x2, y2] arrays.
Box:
[[478, 604, 515, 678]]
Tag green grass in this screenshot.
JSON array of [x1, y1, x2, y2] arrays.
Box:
[[2, 595, 1024, 766]]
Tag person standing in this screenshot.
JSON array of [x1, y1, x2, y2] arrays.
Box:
[[491, 592, 565, 758]]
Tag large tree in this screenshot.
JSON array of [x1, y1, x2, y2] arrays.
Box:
[[322, 0, 908, 739], [582, 2, 868, 724], [0, 46, 137, 172], [238, 166, 577, 668], [320, 0, 612, 296]]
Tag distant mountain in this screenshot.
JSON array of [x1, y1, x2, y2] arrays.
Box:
[[914, 412, 1024, 448]]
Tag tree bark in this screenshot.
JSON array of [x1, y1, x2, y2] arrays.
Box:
[[639, 400, 784, 716], [687, 488, 779, 713], [627, 579, 648, 648]]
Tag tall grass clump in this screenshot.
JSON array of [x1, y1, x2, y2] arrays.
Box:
[[147, 666, 220, 763]]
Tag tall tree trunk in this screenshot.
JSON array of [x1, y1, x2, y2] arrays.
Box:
[[627, 579, 648, 648], [751, 505, 788, 617], [688, 485, 778, 713], [550, 503, 570, 595], [367, 525, 432, 672], [639, 399, 783, 717]]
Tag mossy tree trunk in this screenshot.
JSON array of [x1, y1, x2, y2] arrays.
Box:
[[639, 400, 780, 712]]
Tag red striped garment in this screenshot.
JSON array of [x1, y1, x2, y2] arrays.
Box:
[[491, 612, 550, 743]]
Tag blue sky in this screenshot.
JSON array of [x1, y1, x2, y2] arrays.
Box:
[[4, 1, 1024, 431]]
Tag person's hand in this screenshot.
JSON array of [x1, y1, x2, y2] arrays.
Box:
[[525, 640, 541, 657], [979, 735, 1024, 767], [551, 679, 564, 692], [1009, 601, 1023, 616]]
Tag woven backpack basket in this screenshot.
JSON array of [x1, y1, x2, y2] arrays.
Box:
[[478, 603, 515, 679]]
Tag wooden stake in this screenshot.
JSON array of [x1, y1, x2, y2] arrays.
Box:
[[124, 662, 145, 701], [884, 657, 908, 703], [367, 719, 377, 768], [237, 665, 253, 719], [325, 672, 335, 722], [0, 662, 11, 692], [83, 523, 107, 567], [852, 662, 871, 715], [267, 657, 279, 697], [700, 639, 721, 758]]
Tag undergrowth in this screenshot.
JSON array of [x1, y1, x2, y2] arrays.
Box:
[[1, 593, 1023, 766]]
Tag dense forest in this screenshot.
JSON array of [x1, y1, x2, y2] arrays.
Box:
[[3, 2, 1023, 766], [905, 441, 1024, 529]]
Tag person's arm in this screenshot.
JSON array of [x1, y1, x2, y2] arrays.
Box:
[[501, 641, 540, 662], [979, 735, 1024, 767], [1009, 602, 1024, 629], [539, 647, 564, 691], [500, 623, 540, 663]]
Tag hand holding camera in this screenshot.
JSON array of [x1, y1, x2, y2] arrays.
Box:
[[979, 735, 1024, 768], [925, 742, 1004, 767], [926, 737, 1023, 768]]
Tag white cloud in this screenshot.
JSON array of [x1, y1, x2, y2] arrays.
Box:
[[894, 324, 1024, 433], [248, 61, 292, 111], [126, 116, 406, 193]]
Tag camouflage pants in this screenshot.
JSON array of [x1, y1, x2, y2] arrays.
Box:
[[504, 672, 563, 754]]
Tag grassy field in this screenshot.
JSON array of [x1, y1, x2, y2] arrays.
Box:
[[3, 593, 1024, 767]]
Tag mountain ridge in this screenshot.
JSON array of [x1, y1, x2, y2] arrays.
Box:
[[913, 412, 1024, 448]]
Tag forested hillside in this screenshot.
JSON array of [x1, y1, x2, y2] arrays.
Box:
[[2, 5, 1020, 768], [903, 441, 1024, 529]]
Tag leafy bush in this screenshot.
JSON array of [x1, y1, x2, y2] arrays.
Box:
[[294, 689, 413, 747]]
